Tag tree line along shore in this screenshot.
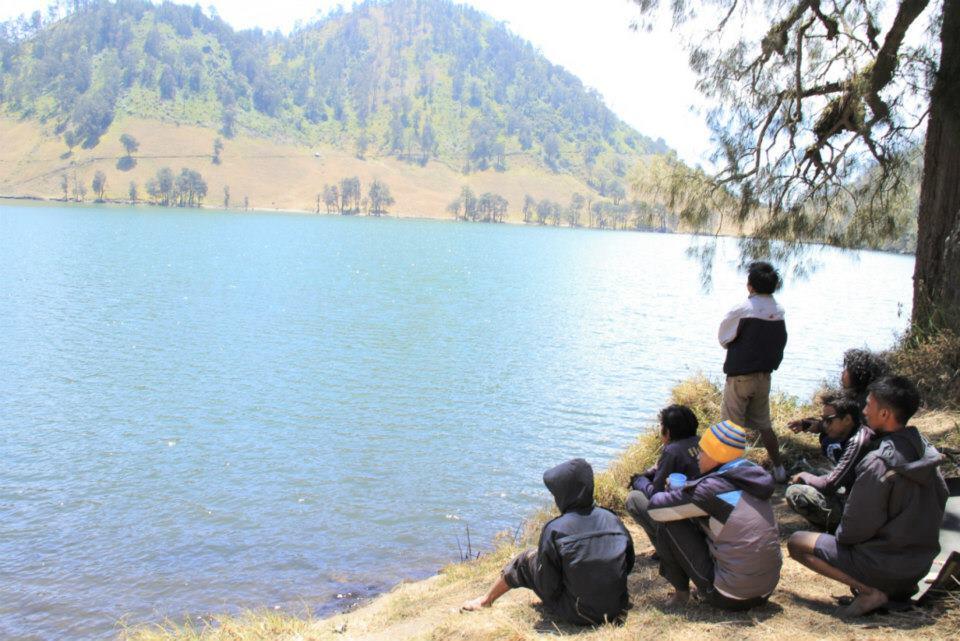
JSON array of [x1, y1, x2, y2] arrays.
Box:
[[4, 127, 680, 233]]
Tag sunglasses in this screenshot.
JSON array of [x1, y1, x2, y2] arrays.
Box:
[[820, 414, 838, 426]]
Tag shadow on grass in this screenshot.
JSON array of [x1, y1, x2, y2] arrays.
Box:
[[526, 603, 626, 636], [523, 558, 788, 636], [645, 596, 785, 625], [778, 588, 947, 631]]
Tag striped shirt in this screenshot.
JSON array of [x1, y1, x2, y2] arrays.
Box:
[[807, 425, 877, 494]]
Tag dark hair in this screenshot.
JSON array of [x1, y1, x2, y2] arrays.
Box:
[[820, 391, 862, 426], [867, 376, 921, 425], [747, 261, 780, 294], [842, 348, 890, 393], [660, 404, 698, 440]]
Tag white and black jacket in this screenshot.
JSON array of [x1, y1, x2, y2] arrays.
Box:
[[718, 294, 787, 376]]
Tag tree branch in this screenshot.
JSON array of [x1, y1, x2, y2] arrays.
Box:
[[867, 0, 930, 120]]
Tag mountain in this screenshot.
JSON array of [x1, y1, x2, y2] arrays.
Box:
[[0, 0, 672, 221]]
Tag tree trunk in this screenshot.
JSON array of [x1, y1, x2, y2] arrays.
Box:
[[912, 0, 960, 335]]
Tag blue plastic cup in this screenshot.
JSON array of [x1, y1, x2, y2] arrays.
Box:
[[667, 473, 688, 489]]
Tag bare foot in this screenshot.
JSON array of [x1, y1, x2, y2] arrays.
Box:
[[665, 590, 690, 607], [837, 588, 888, 617], [460, 596, 490, 612]]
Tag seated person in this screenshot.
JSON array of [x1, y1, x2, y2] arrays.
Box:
[[788, 376, 948, 617], [840, 348, 889, 409], [785, 392, 876, 531], [647, 420, 781, 610], [625, 404, 701, 547], [462, 458, 635, 625]]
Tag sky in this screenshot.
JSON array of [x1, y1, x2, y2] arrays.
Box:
[[0, 0, 712, 165]]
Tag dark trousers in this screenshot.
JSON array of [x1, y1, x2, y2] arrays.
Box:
[[502, 549, 543, 596], [653, 517, 769, 611], [625, 490, 659, 547]]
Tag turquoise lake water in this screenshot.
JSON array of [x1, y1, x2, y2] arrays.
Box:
[[0, 203, 915, 639]]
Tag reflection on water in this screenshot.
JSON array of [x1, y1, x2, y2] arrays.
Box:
[[0, 203, 914, 639]]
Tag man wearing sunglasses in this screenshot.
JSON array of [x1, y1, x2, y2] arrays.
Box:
[[787, 376, 948, 617], [784, 393, 875, 531]]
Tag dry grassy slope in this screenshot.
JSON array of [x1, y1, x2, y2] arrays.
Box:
[[126, 409, 960, 641], [0, 115, 594, 220]]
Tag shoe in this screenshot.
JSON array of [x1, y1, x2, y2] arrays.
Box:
[[772, 465, 787, 483]]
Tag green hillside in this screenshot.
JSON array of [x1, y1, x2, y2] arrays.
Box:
[[0, 0, 666, 194]]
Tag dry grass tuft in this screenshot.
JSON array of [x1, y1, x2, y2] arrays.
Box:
[[887, 329, 960, 411], [594, 428, 662, 513], [594, 374, 812, 514], [670, 374, 724, 425], [123, 610, 321, 641]]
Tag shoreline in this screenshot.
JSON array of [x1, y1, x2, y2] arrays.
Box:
[[0, 196, 917, 257], [123, 394, 960, 640]]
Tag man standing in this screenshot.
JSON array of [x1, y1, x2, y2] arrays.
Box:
[[718, 261, 788, 481], [787, 376, 948, 616]]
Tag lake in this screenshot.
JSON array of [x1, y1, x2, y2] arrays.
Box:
[[0, 202, 914, 639]]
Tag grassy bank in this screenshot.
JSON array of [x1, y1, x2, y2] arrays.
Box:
[[125, 375, 960, 641]]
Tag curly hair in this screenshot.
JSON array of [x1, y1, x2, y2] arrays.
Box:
[[842, 348, 890, 394]]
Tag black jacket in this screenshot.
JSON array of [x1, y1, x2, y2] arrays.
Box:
[[719, 295, 787, 376], [533, 459, 635, 624]]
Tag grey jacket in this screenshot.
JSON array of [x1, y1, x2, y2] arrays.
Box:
[[648, 458, 782, 600], [836, 426, 948, 595]]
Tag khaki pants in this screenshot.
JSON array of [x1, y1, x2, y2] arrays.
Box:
[[721, 372, 773, 432]]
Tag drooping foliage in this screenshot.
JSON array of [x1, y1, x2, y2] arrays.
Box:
[[629, 0, 937, 252], [630, 0, 959, 334]]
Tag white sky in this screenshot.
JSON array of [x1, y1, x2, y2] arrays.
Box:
[[1, 0, 712, 165]]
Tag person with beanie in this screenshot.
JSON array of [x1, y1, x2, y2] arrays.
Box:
[[647, 420, 782, 610], [718, 261, 788, 481], [461, 459, 635, 625]]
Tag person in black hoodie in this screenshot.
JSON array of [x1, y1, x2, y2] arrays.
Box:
[[461, 458, 635, 625], [788, 376, 948, 617]]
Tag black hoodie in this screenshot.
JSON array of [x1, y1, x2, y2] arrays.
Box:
[[532, 459, 635, 625]]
